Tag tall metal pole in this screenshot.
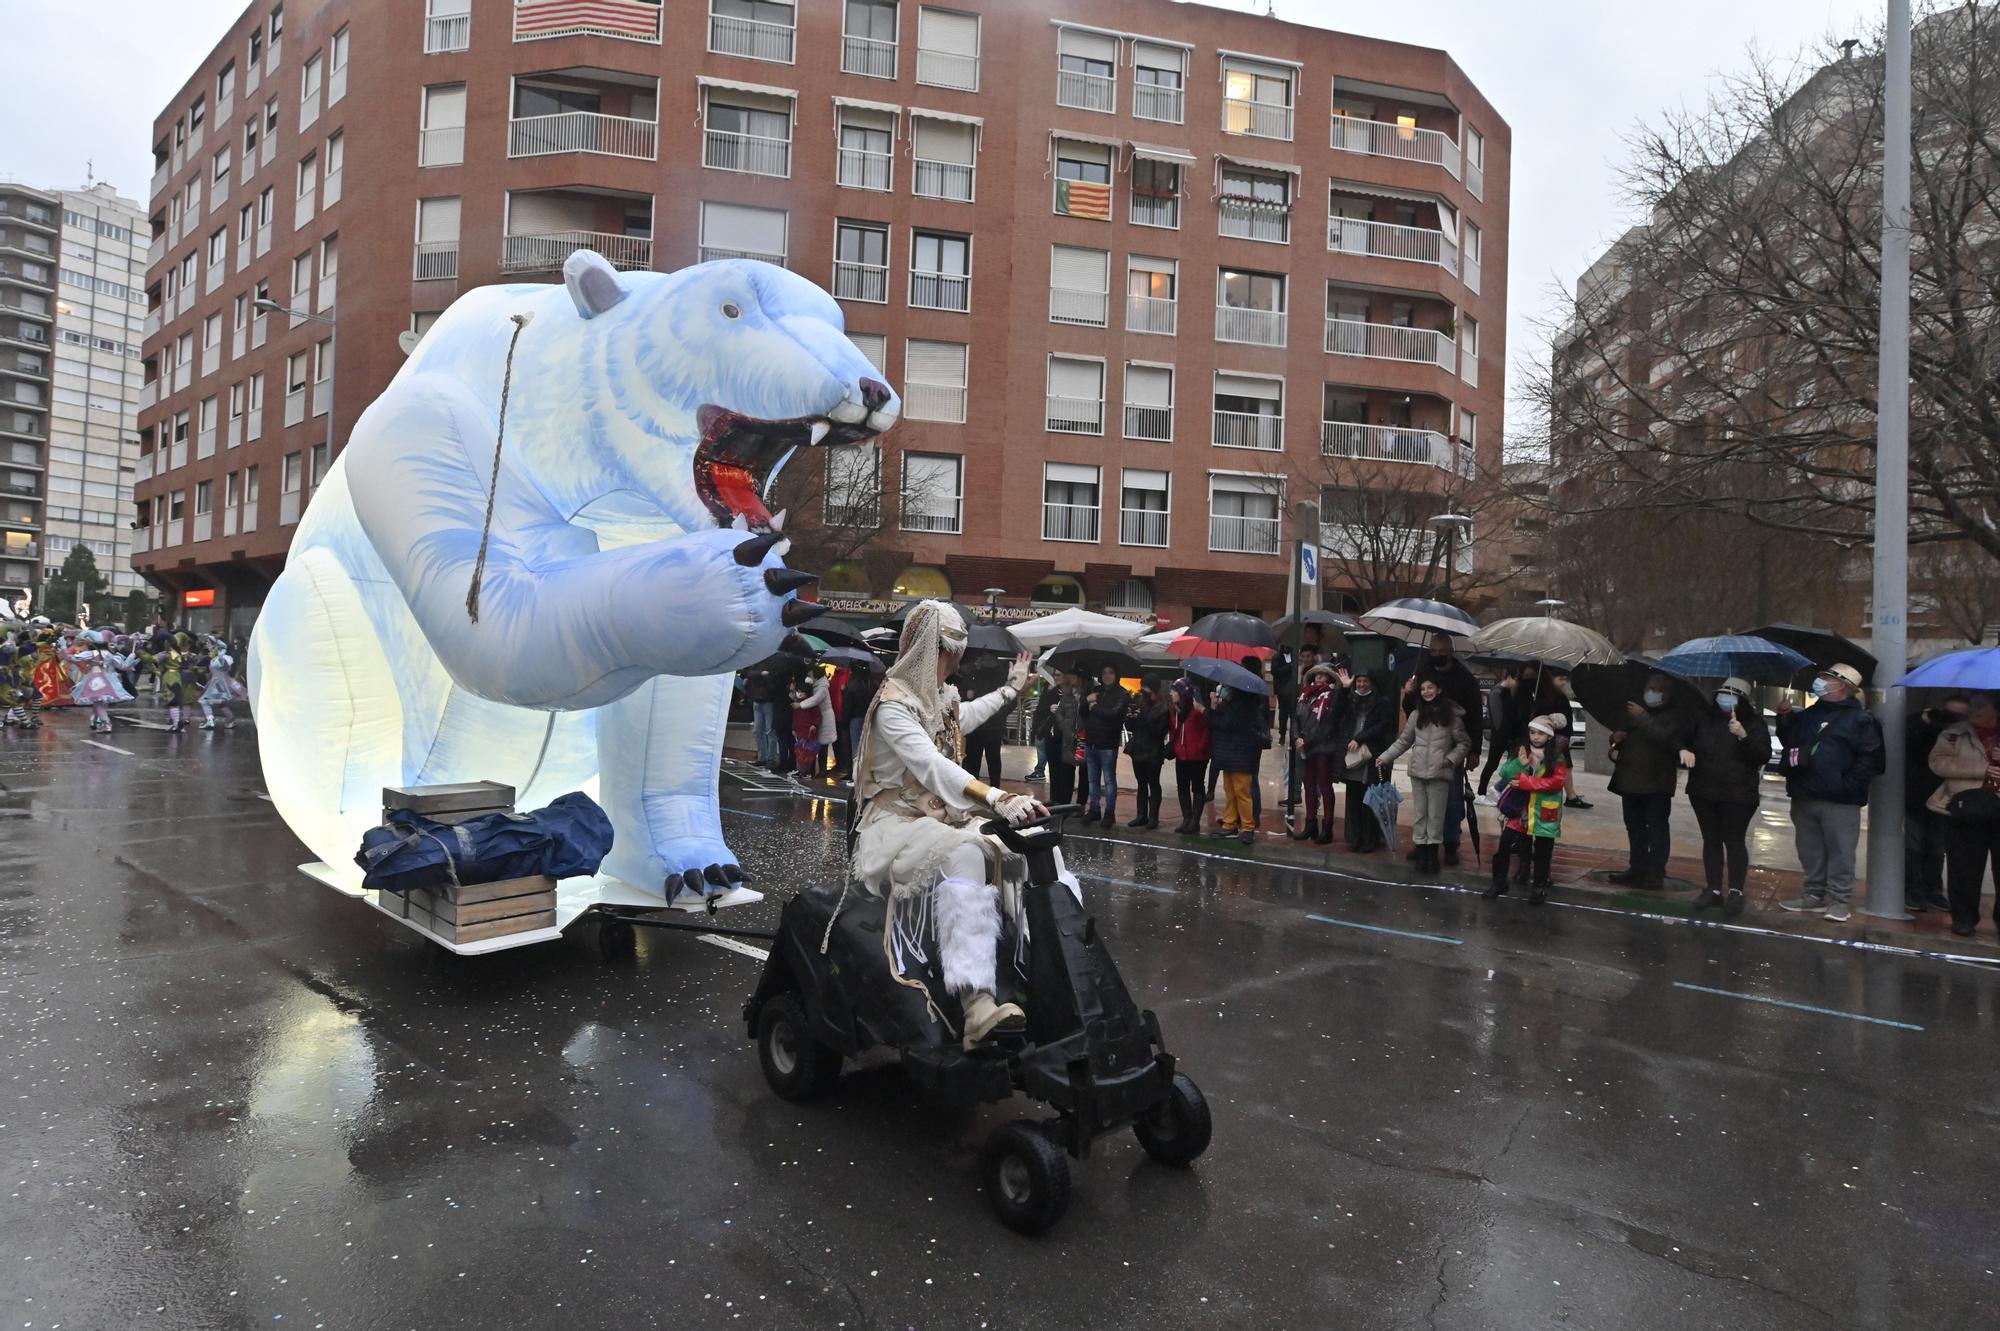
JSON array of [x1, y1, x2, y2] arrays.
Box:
[[1862, 0, 1912, 920]]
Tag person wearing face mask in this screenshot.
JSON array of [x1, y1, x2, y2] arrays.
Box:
[[1608, 671, 1694, 890], [1903, 693, 1970, 914], [1773, 664, 1884, 923], [1402, 633, 1484, 865], [1681, 678, 1771, 915], [1336, 669, 1397, 852], [1926, 690, 2000, 937], [1485, 714, 1570, 904]]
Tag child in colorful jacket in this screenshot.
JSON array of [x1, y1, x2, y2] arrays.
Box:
[[1484, 713, 1571, 905]]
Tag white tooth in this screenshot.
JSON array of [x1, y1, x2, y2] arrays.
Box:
[[770, 509, 787, 532], [810, 421, 831, 445], [731, 513, 749, 531], [867, 409, 897, 432], [774, 538, 792, 562], [829, 400, 868, 425]]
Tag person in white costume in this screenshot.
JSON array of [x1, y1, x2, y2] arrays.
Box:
[[850, 600, 1057, 1048]]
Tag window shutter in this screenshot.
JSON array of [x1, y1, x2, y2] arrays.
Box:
[[919, 8, 979, 57], [1059, 28, 1117, 63], [425, 85, 465, 129], [1125, 364, 1171, 407], [417, 196, 460, 241], [1047, 357, 1102, 399], [1123, 467, 1168, 495], [1129, 254, 1174, 275], [1049, 245, 1108, 292], [1210, 471, 1280, 496], [1214, 373, 1280, 402], [1134, 41, 1182, 72], [912, 117, 975, 164], [700, 201, 788, 255], [1045, 461, 1100, 485], [507, 192, 593, 234], [847, 331, 887, 374], [906, 339, 966, 387]]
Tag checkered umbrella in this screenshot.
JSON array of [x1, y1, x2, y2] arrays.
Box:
[[1655, 634, 1812, 683]]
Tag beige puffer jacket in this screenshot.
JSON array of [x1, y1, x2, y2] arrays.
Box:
[[1927, 720, 1995, 815], [1377, 701, 1472, 781]]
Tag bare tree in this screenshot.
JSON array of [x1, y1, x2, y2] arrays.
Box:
[[1918, 541, 2000, 643], [768, 443, 951, 589]]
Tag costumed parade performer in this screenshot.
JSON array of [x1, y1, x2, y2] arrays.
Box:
[[31, 633, 71, 709], [197, 636, 246, 730], [143, 633, 198, 733], [850, 600, 1076, 1049], [66, 631, 134, 732], [0, 642, 27, 728]]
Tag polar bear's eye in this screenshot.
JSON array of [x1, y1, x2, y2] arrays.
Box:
[[721, 301, 742, 320]]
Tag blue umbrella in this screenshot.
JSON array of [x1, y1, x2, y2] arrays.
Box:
[[1181, 656, 1272, 696], [1655, 634, 1812, 683], [1898, 648, 2000, 690]]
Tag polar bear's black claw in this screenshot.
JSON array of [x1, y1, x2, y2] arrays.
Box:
[[722, 864, 747, 884], [733, 531, 784, 566], [682, 868, 705, 894], [765, 568, 818, 596], [781, 600, 829, 628], [703, 864, 729, 887]]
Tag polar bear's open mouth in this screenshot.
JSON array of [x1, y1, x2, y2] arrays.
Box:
[[694, 404, 879, 532]]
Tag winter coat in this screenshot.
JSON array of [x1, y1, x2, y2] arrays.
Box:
[[1610, 705, 1692, 797], [1083, 683, 1130, 750], [1207, 689, 1267, 774], [1407, 656, 1485, 765], [1334, 687, 1397, 780], [1776, 696, 1885, 805], [1034, 684, 1084, 755], [1378, 701, 1473, 781], [1294, 679, 1345, 758], [1168, 690, 1212, 764], [842, 670, 880, 726], [1124, 694, 1171, 764], [966, 684, 1012, 742], [1926, 720, 1998, 816], [1682, 701, 1770, 806], [793, 675, 836, 744], [1499, 753, 1569, 840], [742, 653, 798, 705]]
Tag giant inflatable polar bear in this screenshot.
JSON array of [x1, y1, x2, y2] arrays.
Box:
[[249, 252, 898, 898]]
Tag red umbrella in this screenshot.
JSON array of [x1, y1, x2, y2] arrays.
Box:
[[1165, 611, 1278, 661]]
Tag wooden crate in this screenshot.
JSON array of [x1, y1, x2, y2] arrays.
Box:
[[382, 781, 516, 819], [385, 874, 556, 944]]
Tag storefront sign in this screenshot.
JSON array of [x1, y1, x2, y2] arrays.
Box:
[[182, 589, 216, 608]]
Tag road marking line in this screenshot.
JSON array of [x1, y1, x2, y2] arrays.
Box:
[[720, 806, 778, 820], [1081, 873, 1176, 895], [697, 933, 770, 961], [1307, 913, 1463, 946], [81, 739, 136, 756], [1671, 981, 1924, 1031]]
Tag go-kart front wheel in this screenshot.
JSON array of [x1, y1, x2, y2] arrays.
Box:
[[757, 993, 841, 1101], [982, 1121, 1071, 1236], [1134, 1072, 1213, 1166]]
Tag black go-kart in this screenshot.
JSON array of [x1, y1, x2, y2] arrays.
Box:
[[743, 805, 1211, 1234]]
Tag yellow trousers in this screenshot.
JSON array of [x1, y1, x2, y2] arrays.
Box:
[[1220, 770, 1256, 831]]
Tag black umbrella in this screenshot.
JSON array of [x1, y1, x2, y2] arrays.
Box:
[[802, 617, 871, 650], [1460, 768, 1484, 867], [1173, 611, 1279, 660], [1570, 661, 1705, 731], [1047, 636, 1143, 679], [1273, 609, 1363, 635], [1180, 655, 1271, 696], [819, 645, 883, 673], [965, 621, 1023, 657], [1746, 622, 1878, 687]]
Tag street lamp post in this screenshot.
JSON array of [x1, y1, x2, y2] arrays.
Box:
[[1429, 511, 1473, 601], [254, 299, 338, 496]]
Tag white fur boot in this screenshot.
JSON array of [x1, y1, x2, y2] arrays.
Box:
[[933, 875, 1024, 1047]]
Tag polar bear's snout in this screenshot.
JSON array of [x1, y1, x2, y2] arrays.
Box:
[[827, 376, 900, 436]]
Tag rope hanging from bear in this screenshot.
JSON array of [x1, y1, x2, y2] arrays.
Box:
[[465, 312, 533, 624]]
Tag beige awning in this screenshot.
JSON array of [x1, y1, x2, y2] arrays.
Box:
[[1218, 152, 1301, 177], [696, 75, 797, 100], [1052, 129, 1126, 151], [908, 106, 983, 127], [833, 95, 901, 116], [1129, 141, 1196, 164]]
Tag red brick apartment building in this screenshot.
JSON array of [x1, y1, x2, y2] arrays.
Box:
[[133, 0, 1508, 636]]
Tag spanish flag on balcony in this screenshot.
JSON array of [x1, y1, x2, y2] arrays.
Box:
[[1055, 179, 1112, 220]]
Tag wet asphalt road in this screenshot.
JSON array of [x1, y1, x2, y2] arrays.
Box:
[[3, 718, 1998, 1331]]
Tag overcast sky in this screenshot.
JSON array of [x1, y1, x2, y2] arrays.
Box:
[[2, 0, 1883, 421]]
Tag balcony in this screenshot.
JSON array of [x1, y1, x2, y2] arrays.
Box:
[[284, 389, 305, 427], [909, 271, 969, 313], [193, 512, 212, 543], [514, 0, 659, 44], [832, 260, 888, 303], [1126, 295, 1176, 336], [1215, 304, 1286, 347], [1218, 198, 1289, 244], [509, 112, 657, 161], [413, 241, 459, 281], [281, 490, 301, 525], [1327, 215, 1458, 276], [1042, 502, 1100, 543], [146, 234, 165, 268], [1211, 512, 1281, 554], [426, 11, 471, 53], [1463, 252, 1481, 295], [132, 527, 150, 554], [1044, 395, 1103, 435], [134, 452, 154, 482], [1322, 522, 1474, 574], [169, 439, 187, 470], [1322, 422, 1473, 477], [1120, 508, 1168, 546], [197, 428, 216, 460], [842, 35, 895, 79], [323, 166, 342, 208], [702, 128, 789, 177], [1466, 157, 1485, 200], [709, 13, 794, 63], [1133, 84, 1183, 125], [1057, 69, 1115, 113], [1330, 115, 1463, 181], [1130, 192, 1178, 229], [698, 244, 785, 266], [1222, 97, 1292, 141], [420, 126, 465, 167], [903, 382, 965, 423], [1049, 286, 1108, 327], [837, 147, 892, 191], [1124, 404, 1171, 441], [1323, 318, 1455, 371], [917, 48, 978, 91], [151, 160, 170, 200], [1212, 410, 1282, 451], [912, 159, 974, 202], [502, 230, 651, 274]]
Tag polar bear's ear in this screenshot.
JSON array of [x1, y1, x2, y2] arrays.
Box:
[[563, 250, 629, 320]]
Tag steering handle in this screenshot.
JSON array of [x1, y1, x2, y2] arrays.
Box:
[[978, 802, 1084, 838]]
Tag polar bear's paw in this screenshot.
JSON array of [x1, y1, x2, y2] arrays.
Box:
[[655, 836, 750, 905]]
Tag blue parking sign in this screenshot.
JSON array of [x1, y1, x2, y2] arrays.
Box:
[[1299, 544, 1318, 587]]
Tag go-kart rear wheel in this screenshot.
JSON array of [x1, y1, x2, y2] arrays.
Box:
[[1134, 1072, 1212, 1166], [757, 993, 840, 1101], [982, 1121, 1071, 1236]]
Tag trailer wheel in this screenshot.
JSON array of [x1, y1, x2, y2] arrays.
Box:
[[757, 994, 840, 1101], [594, 917, 636, 963], [983, 1121, 1071, 1236], [1134, 1072, 1212, 1166]]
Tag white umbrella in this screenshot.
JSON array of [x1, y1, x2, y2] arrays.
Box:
[[1137, 627, 1187, 649], [1007, 606, 1152, 650]]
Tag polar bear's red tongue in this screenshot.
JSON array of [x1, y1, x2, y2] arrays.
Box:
[[706, 461, 772, 530]]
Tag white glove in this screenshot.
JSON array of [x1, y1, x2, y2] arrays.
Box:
[[993, 792, 1046, 827], [1005, 652, 1030, 694]]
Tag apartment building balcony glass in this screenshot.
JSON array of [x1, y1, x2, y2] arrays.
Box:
[[1321, 421, 1470, 476], [501, 191, 653, 273], [1120, 506, 1168, 547], [412, 240, 459, 281], [512, 0, 660, 45], [842, 1, 898, 78], [1132, 47, 1186, 125], [1221, 60, 1294, 141], [1323, 316, 1455, 370], [425, 0, 471, 53], [1330, 112, 1462, 181], [709, 2, 796, 64], [916, 7, 980, 91], [910, 112, 978, 201], [1216, 269, 1286, 347], [1327, 210, 1459, 276], [1209, 507, 1281, 554], [508, 74, 660, 162]]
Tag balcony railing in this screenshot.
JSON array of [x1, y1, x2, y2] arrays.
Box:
[[1123, 404, 1171, 441], [1327, 216, 1458, 275], [912, 159, 973, 201], [1049, 286, 1108, 327], [832, 260, 888, 303], [413, 240, 460, 281], [1130, 192, 1178, 228], [910, 271, 969, 312], [420, 126, 464, 166], [146, 235, 165, 268], [842, 35, 896, 78], [917, 48, 979, 91], [281, 490, 301, 525], [508, 112, 657, 161], [1330, 115, 1463, 180], [1125, 294, 1176, 336], [501, 230, 652, 273], [197, 428, 216, 460], [836, 147, 891, 191], [1215, 304, 1286, 347], [1321, 422, 1473, 477], [134, 453, 154, 482], [698, 245, 784, 266], [1211, 512, 1281, 554], [1045, 394, 1103, 434], [425, 12, 471, 53], [1322, 522, 1474, 574], [1218, 199, 1290, 243], [1042, 502, 1100, 543], [514, 0, 659, 44], [903, 382, 965, 423], [1463, 253, 1481, 295], [1211, 410, 1282, 451], [1222, 97, 1292, 140], [1323, 318, 1455, 370], [150, 161, 170, 201], [1466, 157, 1485, 200], [703, 128, 789, 177], [1056, 69, 1115, 113], [710, 14, 794, 63], [901, 504, 962, 534], [1133, 83, 1183, 124], [1120, 508, 1168, 546]]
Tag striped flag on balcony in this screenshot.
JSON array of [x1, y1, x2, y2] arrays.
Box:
[[515, 0, 660, 40], [1055, 179, 1112, 220]]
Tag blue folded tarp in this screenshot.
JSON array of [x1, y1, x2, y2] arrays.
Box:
[[357, 791, 614, 896]]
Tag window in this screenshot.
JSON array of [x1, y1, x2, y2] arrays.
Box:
[[225, 470, 240, 509], [270, 5, 284, 46], [207, 227, 227, 266], [218, 61, 236, 104], [909, 230, 969, 311], [247, 372, 264, 412], [202, 311, 222, 350], [282, 451, 302, 494], [1459, 409, 1477, 458], [1042, 462, 1101, 542], [842, 0, 898, 78], [1056, 28, 1116, 113], [265, 96, 279, 137], [1464, 126, 1486, 197], [709, 0, 797, 64], [421, 84, 466, 167], [1462, 220, 1482, 292], [702, 93, 793, 177], [170, 491, 186, 522], [1133, 42, 1185, 123], [172, 408, 191, 443], [1212, 373, 1283, 450], [916, 7, 980, 91], [250, 24, 263, 66], [213, 146, 232, 182], [285, 353, 309, 398], [425, 0, 472, 54], [1124, 364, 1173, 441], [1221, 58, 1294, 139], [903, 339, 967, 423], [835, 105, 894, 191], [290, 250, 312, 302], [191, 95, 206, 134], [832, 220, 889, 303], [909, 113, 976, 201], [1217, 268, 1287, 347], [309, 441, 329, 486], [698, 201, 787, 265], [319, 234, 338, 300], [229, 381, 245, 420], [1218, 164, 1292, 243], [195, 479, 213, 515], [1049, 245, 1109, 327], [1045, 356, 1104, 434], [824, 444, 881, 527], [1120, 468, 1170, 546], [314, 336, 333, 385], [258, 185, 274, 226], [1126, 255, 1177, 335], [302, 53, 323, 105], [329, 26, 349, 101], [846, 331, 887, 374], [409, 310, 442, 343], [1130, 156, 1181, 228], [415, 196, 460, 279], [1209, 474, 1282, 554], [900, 451, 963, 533], [244, 464, 259, 505], [296, 152, 317, 202], [1052, 139, 1112, 219], [244, 115, 259, 160], [1460, 316, 1478, 385]]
